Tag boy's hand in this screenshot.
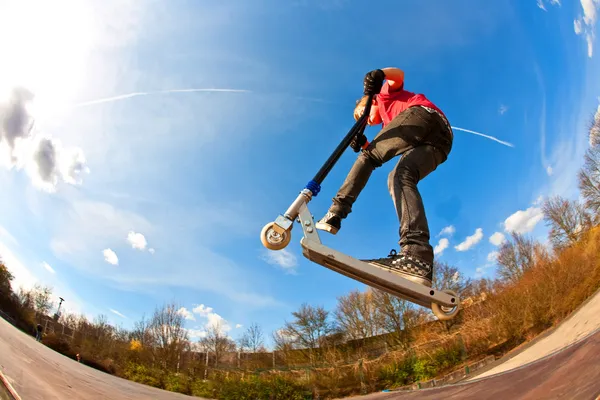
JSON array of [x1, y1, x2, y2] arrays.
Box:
[[364, 69, 385, 95], [350, 133, 367, 152]]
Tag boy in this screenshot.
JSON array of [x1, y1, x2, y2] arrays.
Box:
[[315, 68, 453, 287]]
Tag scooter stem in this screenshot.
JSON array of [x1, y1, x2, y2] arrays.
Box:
[[305, 94, 374, 196]]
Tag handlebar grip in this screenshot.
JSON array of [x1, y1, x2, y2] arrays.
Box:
[[362, 140, 370, 150]]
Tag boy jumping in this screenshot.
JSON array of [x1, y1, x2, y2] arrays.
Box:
[[315, 68, 453, 287]]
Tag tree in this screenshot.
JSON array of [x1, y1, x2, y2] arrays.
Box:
[[31, 284, 54, 315], [496, 232, 540, 283], [370, 289, 426, 349], [131, 313, 154, 349], [148, 302, 190, 371], [578, 145, 600, 222], [238, 322, 265, 353], [0, 259, 14, 296], [279, 303, 336, 365], [587, 106, 600, 148], [272, 328, 296, 353], [433, 261, 472, 296], [542, 196, 593, 249], [334, 289, 384, 342], [199, 320, 236, 366]]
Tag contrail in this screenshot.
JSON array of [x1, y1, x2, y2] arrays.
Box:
[[451, 126, 514, 148], [70, 91, 513, 149], [72, 88, 251, 108]]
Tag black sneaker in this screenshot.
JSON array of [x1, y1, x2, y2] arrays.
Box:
[[363, 249, 434, 287], [315, 211, 341, 234]]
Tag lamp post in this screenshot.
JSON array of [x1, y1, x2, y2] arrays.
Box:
[[53, 297, 65, 321]]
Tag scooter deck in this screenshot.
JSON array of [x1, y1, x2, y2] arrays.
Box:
[[300, 238, 457, 309]]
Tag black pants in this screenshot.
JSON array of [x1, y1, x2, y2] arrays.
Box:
[[329, 106, 453, 263]]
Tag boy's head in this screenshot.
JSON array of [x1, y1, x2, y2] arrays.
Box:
[[354, 95, 381, 125]]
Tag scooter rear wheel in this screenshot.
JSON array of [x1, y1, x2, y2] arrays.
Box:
[[260, 222, 291, 250], [431, 289, 460, 321]]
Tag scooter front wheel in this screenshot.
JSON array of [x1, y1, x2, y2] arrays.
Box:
[[260, 222, 291, 250]]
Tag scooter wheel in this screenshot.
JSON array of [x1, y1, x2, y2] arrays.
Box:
[[260, 221, 291, 250], [431, 289, 460, 321]]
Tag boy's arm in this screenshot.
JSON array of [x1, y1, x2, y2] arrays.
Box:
[[381, 67, 405, 91]]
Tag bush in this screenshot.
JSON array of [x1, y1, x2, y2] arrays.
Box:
[[217, 375, 308, 400], [123, 363, 162, 388]]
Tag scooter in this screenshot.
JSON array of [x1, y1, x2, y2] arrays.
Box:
[[260, 94, 460, 321]]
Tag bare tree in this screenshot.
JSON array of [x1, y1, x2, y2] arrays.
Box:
[[370, 289, 426, 349], [279, 303, 336, 365], [131, 313, 154, 349], [199, 320, 236, 366], [587, 106, 600, 148], [30, 284, 54, 315], [578, 145, 600, 222], [496, 232, 540, 283], [148, 302, 190, 371], [239, 322, 265, 353], [272, 328, 296, 353], [334, 289, 384, 342], [542, 195, 593, 249], [433, 261, 472, 296]]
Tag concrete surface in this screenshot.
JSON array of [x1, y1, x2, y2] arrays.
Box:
[[468, 286, 600, 381], [0, 317, 207, 400]]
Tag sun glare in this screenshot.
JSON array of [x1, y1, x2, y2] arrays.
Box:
[[0, 0, 96, 122]]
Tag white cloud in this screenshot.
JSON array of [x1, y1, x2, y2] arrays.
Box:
[[537, 0, 561, 10], [537, 0, 546, 10], [206, 312, 231, 333], [574, 0, 600, 58], [110, 308, 127, 318], [193, 304, 214, 316], [546, 165, 553, 176], [475, 265, 495, 279], [103, 248, 119, 265], [438, 225, 456, 237], [504, 206, 544, 234], [186, 329, 208, 339], [177, 307, 195, 321], [0, 88, 89, 192], [455, 228, 483, 251], [434, 238, 449, 256], [42, 262, 55, 274], [235, 324, 243, 329], [127, 231, 147, 250], [489, 232, 506, 246], [183, 304, 233, 338], [261, 248, 298, 274], [148, 248, 155, 254], [487, 251, 499, 263], [499, 104, 509, 115]]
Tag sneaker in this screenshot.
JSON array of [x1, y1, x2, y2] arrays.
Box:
[[315, 211, 342, 234], [363, 249, 434, 287]]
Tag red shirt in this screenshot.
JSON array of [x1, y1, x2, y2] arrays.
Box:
[[376, 81, 447, 127]]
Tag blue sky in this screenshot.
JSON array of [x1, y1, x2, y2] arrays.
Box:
[[1, 0, 599, 347]]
